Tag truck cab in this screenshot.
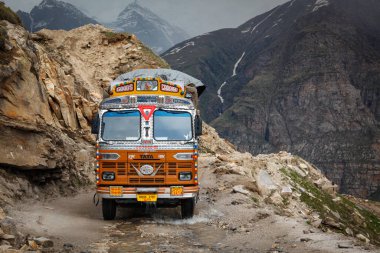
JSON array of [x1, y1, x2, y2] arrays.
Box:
[[92, 69, 204, 220]]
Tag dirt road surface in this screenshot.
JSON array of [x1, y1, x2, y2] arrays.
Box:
[[10, 155, 380, 253]]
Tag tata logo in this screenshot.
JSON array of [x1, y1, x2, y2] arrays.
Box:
[[140, 154, 154, 159], [140, 164, 154, 175]]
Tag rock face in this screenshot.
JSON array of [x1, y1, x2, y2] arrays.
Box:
[[16, 0, 98, 32], [199, 123, 380, 246], [108, 2, 189, 53], [163, 0, 380, 199], [0, 19, 168, 205]]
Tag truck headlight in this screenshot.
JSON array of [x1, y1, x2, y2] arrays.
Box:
[[102, 172, 115, 181], [173, 153, 193, 160], [179, 172, 192, 181], [100, 153, 120, 160]]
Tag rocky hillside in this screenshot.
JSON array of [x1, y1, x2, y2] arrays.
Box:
[[198, 124, 380, 248], [163, 0, 380, 199], [17, 0, 98, 32], [0, 17, 168, 207], [108, 2, 189, 53]]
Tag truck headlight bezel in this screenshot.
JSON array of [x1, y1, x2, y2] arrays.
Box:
[[102, 172, 115, 181], [100, 153, 120, 160], [173, 153, 193, 160], [178, 172, 192, 181]]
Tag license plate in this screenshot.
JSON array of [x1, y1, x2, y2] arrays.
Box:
[[137, 194, 157, 202], [109, 186, 123, 197], [170, 186, 184, 196]]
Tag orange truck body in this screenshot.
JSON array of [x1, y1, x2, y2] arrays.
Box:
[[93, 71, 202, 220]]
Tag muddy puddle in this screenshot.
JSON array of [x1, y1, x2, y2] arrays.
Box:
[[108, 207, 230, 253]]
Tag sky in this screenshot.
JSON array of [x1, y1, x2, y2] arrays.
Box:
[[3, 0, 288, 36]]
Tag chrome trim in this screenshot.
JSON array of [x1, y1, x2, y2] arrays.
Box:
[[136, 187, 158, 193], [99, 153, 120, 160], [173, 153, 193, 160], [99, 193, 197, 199], [151, 163, 163, 176]]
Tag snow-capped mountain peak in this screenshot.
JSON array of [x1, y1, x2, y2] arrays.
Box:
[[17, 0, 98, 32], [110, 2, 189, 53]]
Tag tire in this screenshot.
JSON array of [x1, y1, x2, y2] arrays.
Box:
[[181, 198, 195, 219], [102, 198, 116, 220]]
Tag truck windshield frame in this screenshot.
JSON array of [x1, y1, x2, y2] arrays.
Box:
[[153, 110, 193, 141], [101, 110, 141, 141]]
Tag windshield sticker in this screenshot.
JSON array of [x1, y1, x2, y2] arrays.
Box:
[[137, 80, 158, 91]]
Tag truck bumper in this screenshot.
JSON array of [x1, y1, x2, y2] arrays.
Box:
[[97, 186, 199, 199]]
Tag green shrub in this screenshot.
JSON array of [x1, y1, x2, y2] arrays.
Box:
[[0, 2, 21, 25], [0, 24, 7, 51], [101, 31, 131, 44]]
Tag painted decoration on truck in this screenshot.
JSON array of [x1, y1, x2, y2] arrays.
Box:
[[161, 83, 179, 93], [138, 105, 156, 120], [115, 82, 134, 93], [137, 80, 158, 91]]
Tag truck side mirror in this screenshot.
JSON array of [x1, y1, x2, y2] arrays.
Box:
[[195, 115, 202, 137], [91, 113, 99, 134]]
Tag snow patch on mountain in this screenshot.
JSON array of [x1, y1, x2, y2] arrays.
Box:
[[288, 0, 296, 8], [241, 28, 250, 33], [313, 0, 329, 12], [34, 21, 48, 29], [232, 52, 245, 77], [163, 42, 195, 56], [251, 8, 278, 34], [217, 82, 228, 104]]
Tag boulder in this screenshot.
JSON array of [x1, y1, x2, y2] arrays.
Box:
[[34, 237, 54, 248], [356, 233, 370, 243], [232, 185, 250, 195]]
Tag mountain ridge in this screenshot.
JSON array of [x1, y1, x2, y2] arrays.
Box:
[[17, 0, 98, 32], [163, 0, 380, 199]]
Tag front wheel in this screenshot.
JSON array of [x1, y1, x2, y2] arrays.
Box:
[[102, 198, 116, 220], [181, 198, 195, 219]]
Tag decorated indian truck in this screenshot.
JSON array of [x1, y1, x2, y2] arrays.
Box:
[[91, 69, 205, 220]]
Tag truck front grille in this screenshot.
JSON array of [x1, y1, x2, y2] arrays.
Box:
[[102, 162, 127, 175], [100, 162, 193, 185]]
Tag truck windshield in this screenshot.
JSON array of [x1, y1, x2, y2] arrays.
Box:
[[154, 110, 192, 141], [101, 111, 140, 141]]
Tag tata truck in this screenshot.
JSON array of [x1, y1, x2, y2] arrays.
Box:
[[91, 69, 205, 220]]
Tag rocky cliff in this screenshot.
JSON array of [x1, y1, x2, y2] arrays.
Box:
[[163, 0, 380, 199], [0, 18, 168, 206]]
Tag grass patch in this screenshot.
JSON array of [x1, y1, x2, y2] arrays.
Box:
[[101, 31, 131, 44], [0, 23, 13, 64], [281, 167, 380, 245], [199, 146, 216, 155], [0, 24, 6, 50], [0, 2, 21, 25]]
